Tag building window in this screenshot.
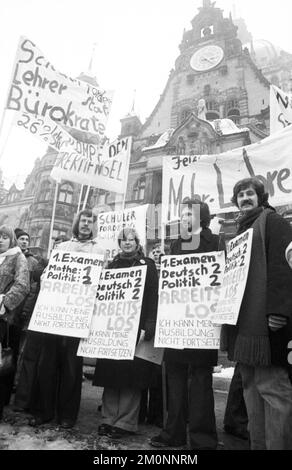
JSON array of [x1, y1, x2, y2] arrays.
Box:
[[58, 183, 73, 204], [227, 108, 240, 124], [38, 180, 51, 202], [206, 100, 219, 112], [133, 176, 146, 201], [30, 227, 42, 247], [226, 99, 240, 123], [226, 99, 239, 112], [176, 136, 186, 155]]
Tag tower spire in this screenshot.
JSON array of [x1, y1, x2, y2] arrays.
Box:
[[87, 42, 97, 75], [130, 89, 137, 116]]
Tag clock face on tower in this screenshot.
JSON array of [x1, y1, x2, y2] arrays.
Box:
[[190, 45, 224, 72]]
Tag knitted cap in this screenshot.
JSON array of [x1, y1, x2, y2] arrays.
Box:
[[15, 228, 30, 240]]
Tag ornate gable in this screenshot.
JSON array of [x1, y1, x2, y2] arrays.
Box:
[[165, 113, 220, 155]]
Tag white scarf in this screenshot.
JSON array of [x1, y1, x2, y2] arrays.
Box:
[[0, 246, 21, 265]]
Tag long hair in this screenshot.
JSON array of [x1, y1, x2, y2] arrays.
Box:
[[231, 177, 269, 208], [181, 197, 211, 229], [72, 209, 94, 238], [0, 225, 18, 248]]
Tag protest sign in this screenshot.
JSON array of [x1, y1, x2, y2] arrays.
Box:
[[154, 251, 225, 350], [28, 249, 104, 338], [96, 204, 148, 260], [7, 37, 113, 149], [50, 136, 132, 191], [14, 111, 107, 161], [78, 266, 147, 360], [162, 124, 292, 222], [270, 85, 292, 134], [211, 228, 253, 325]]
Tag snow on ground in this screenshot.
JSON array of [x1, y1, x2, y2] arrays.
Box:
[[0, 422, 89, 450], [213, 367, 234, 379]]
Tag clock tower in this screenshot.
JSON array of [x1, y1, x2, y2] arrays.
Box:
[[164, 0, 269, 132], [137, 0, 269, 142]]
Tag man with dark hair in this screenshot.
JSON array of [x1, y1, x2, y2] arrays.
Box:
[[151, 198, 225, 450], [29, 209, 105, 429], [13, 229, 40, 410], [223, 177, 292, 449]]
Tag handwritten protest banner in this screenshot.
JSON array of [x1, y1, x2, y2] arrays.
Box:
[[270, 85, 292, 134], [154, 251, 225, 350], [96, 204, 148, 260], [28, 249, 104, 338], [7, 37, 113, 150], [162, 124, 292, 221], [78, 266, 147, 360], [211, 229, 253, 325], [50, 136, 132, 191]]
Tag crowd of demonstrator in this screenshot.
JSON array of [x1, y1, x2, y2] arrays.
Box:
[[0, 176, 292, 450]]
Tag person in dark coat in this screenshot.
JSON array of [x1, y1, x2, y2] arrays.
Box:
[[139, 243, 165, 427], [29, 209, 105, 429], [222, 177, 292, 450], [13, 229, 40, 410], [151, 199, 225, 449], [223, 363, 248, 440], [13, 253, 48, 411], [93, 227, 158, 439], [0, 225, 30, 420]]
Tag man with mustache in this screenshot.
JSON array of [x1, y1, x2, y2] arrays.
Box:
[[223, 177, 292, 449]]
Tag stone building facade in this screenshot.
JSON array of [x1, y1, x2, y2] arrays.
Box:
[[1, 0, 292, 254]]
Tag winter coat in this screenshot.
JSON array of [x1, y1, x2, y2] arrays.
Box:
[[19, 251, 40, 329], [222, 209, 292, 368], [93, 252, 159, 390], [164, 228, 225, 366], [0, 247, 30, 326]]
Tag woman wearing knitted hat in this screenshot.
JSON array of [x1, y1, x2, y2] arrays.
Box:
[[0, 225, 29, 420]]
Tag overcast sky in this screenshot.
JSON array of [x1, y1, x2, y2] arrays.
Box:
[[0, 0, 291, 188]]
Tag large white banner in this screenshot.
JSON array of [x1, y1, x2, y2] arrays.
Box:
[[6, 36, 113, 163], [162, 125, 292, 221], [270, 85, 292, 134], [50, 136, 132, 191], [78, 266, 147, 360], [96, 204, 148, 260], [154, 251, 225, 350], [211, 229, 253, 325], [28, 249, 104, 338], [7, 37, 113, 142]]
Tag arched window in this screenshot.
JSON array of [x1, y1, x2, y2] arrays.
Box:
[[180, 107, 192, 124], [133, 176, 146, 201], [38, 180, 51, 202], [226, 99, 240, 124], [227, 108, 240, 124], [206, 100, 219, 121], [58, 183, 73, 204]]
